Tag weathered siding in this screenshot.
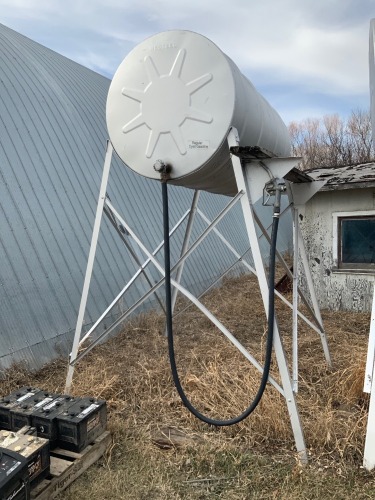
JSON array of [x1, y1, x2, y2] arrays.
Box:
[[300, 187, 375, 312]]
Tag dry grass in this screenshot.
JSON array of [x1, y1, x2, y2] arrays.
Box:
[[1, 274, 375, 498]]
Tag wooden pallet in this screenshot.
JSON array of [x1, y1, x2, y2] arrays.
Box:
[[31, 431, 111, 500]]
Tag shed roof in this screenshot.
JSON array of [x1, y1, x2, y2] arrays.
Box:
[[307, 163, 375, 191]]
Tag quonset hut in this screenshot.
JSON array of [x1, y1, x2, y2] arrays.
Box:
[[0, 24, 292, 371]]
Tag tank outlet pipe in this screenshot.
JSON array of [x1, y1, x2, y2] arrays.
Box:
[[160, 163, 283, 426]]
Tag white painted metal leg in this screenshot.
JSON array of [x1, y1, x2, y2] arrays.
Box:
[[292, 206, 299, 392], [65, 141, 113, 393], [297, 222, 332, 368], [228, 128, 308, 463]]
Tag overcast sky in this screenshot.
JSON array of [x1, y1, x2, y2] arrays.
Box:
[[0, 0, 374, 124]]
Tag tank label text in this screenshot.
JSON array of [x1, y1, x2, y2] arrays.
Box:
[[188, 140, 209, 150], [152, 43, 177, 51]]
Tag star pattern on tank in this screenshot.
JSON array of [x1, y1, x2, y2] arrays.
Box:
[[121, 49, 213, 158]]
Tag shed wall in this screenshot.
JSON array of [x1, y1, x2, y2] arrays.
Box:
[[300, 187, 375, 312]]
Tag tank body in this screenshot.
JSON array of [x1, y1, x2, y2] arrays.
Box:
[[107, 30, 290, 196]]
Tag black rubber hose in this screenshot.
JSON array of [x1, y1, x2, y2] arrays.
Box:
[[162, 181, 279, 426]]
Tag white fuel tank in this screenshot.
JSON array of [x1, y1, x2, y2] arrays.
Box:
[[106, 30, 291, 196]]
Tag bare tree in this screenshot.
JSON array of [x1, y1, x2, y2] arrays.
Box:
[[347, 109, 373, 163], [289, 109, 375, 170]]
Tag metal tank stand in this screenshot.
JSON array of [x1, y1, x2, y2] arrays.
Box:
[[287, 179, 332, 391], [227, 127, 332, 461], [66, 132, 332, 464], [228, 128, 308, 461], [65, 140, 113, 393]]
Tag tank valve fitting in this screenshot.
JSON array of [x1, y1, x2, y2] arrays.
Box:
[[263, 178, 286, 215], [154, 160, 171, 182]]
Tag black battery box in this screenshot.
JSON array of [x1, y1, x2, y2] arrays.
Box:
[[31, 395, 76, 446], [0, 447, 30, 500], [0, 388, 41, 431], [10, 392, 58, 432], [56, 398, 107, 452], [0, 427, 50, 488]]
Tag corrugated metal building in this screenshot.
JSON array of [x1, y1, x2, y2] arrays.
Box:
[[0, 23, 292, 371]]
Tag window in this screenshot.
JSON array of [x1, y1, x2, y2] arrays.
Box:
[[336, 214, 375, 270]]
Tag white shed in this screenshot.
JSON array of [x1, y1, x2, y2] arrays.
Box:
[[300, 163, 375, 312]]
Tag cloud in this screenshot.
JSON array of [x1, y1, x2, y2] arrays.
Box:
[[246, 23, 369, 95], [0, 0, 374, 121]]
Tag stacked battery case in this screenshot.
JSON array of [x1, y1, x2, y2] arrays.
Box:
[[0, 427, 50, 488], [0, 389, 107, 452], [31, 395, 76, 445], [0, 387, 107, 494], [0, 387, 41, 430], [0, 447, 30, 500], [56, 397, 107, 452], [10, 391, 58, 431]]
